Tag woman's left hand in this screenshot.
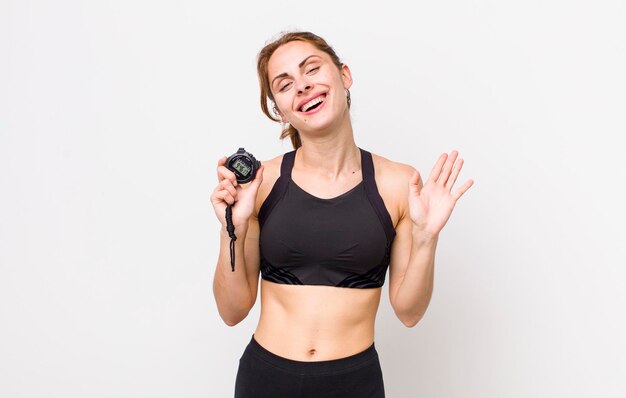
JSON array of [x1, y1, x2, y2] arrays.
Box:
[[409, 150, 474, 236]]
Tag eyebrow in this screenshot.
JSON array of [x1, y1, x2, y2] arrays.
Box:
[[271, 55, 321, 87]]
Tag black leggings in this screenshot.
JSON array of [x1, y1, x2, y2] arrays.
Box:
[[234, 334, 385, 398]]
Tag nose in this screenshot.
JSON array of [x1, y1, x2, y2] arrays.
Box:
[[296, 78, 312, 95]]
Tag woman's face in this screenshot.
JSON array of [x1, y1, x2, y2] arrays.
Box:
[[267, 40, 352, 134]]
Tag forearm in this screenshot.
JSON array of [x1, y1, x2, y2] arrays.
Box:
[[393, 228, 439, 327], [212, 225, 254, 326]]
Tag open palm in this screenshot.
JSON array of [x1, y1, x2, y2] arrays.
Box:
[[409, 151, 473, 236]]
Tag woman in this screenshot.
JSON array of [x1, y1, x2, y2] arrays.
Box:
[[211, 31, 473, 397]]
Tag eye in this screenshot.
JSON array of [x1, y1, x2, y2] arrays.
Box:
[[279, 81, 292, 92], [306, 66, 320, 74]]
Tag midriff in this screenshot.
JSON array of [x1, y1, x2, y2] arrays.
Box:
[[253, 279, 382, 361]]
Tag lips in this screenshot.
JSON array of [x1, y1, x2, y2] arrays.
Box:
[[297, 93, 327, 112]]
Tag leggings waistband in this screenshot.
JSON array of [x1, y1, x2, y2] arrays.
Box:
[[245, 334, 379, 376]]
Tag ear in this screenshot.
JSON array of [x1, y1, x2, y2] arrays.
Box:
[[272, 103, 288, 123], [341, 64, 353, 90], [278, 110, 288, 124]]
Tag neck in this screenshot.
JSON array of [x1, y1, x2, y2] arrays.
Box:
[[296, 122, 360, 178]]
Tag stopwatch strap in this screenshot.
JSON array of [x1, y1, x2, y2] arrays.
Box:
[[225, 204, 237, 272]]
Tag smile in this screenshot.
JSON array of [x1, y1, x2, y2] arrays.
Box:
[[299, 94, 326, 113]]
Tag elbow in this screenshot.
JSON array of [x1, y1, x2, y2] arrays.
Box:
[[393, 298, 430, 328], [219, 309, 250, 327], [395, 306, 425, 328], [402, 315, 422, 328], [404, 318, 421, 328], [218, 302, 253, 327], [214, 299, 253, 327], [212, 280, 256, 327], [223, 317, 242, 327]]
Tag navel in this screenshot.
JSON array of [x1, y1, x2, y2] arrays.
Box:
[[307, 348, 317, 356]]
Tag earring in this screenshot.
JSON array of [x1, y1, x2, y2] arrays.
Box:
[[272, 105, 281, 120], [346, 89, 351, 108]]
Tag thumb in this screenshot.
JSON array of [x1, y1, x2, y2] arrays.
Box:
[[249, 164, 264, 190], [409, 170, 421, 196]]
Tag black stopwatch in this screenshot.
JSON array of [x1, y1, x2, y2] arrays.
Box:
[[223, 148, 261, 272], [226, 148, 261, 184]]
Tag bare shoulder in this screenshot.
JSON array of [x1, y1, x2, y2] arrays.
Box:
[[370, 152, 419, 226], [371, 152, 418, 188], [260, 153, 283, 182]]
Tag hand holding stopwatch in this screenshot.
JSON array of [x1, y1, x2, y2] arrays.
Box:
[[224, 148, 261, 272]]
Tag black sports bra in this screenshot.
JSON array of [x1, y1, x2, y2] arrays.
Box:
[[258, 148, 396, 288]]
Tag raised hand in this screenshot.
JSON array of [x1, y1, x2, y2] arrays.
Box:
[[210, 156, 264, 229], [408, 150, 473, 236]]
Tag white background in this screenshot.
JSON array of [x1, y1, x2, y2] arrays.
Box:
[[1, 0, 625, 397]]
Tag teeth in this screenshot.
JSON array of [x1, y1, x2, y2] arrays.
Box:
[[301, 95, 325, 112]]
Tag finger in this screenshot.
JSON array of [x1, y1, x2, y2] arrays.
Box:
[[217, 165, 238, 185], [409, 170, 421, 196], [452, 179, 474, 200], [216, 156, 227, 179], [437, 150, 458, 185], [219, 178, 238, 198], [216, 190, 236, 205], [210, 188, 234, 206], [445, 157, 463, 191], [426, 153, 448, 185], [216, 156, 237, 185]]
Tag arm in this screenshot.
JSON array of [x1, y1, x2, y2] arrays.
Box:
[[212, 216, 261, 326], [388, 196, 439, 328], [210, 157, 264, 326], [388, 151, 473, 327]]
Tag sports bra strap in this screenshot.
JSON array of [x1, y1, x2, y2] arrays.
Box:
[[360, 148, 375, 181], [280, 149, 296, 178], [258, 150, 295, 227], [360, 149, 396, 242]]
